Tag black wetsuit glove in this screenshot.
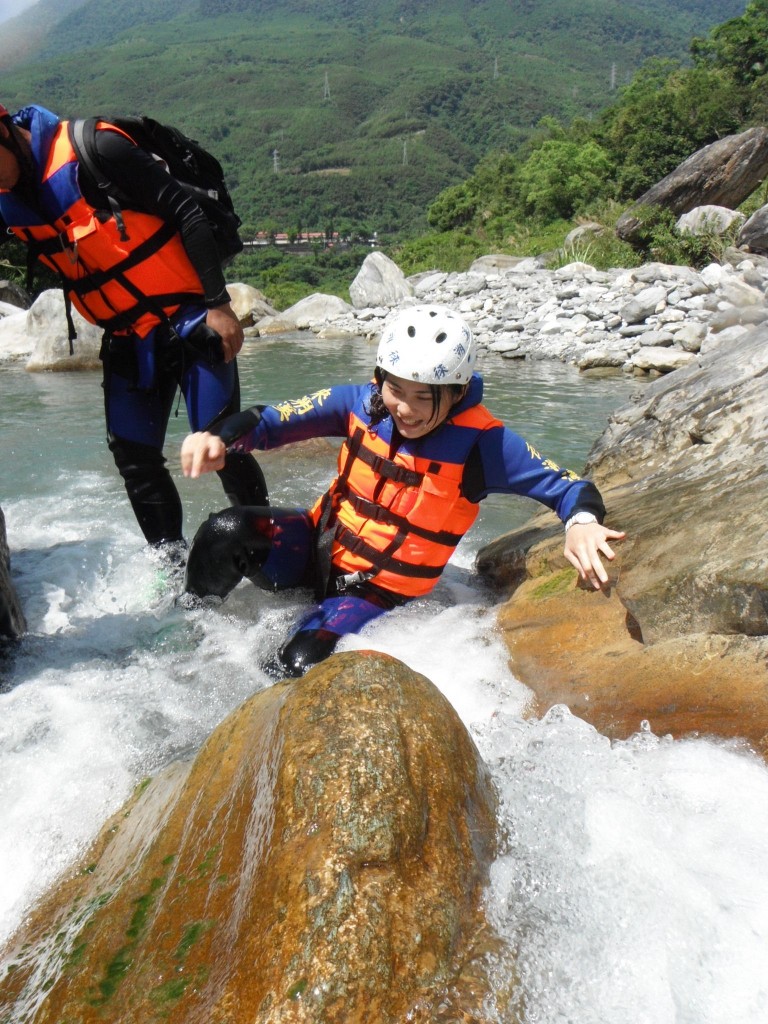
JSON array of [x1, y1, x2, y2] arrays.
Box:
[[213, 407, 264, 448]]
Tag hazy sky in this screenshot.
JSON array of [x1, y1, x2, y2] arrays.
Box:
[[0, 0, 39, 24]]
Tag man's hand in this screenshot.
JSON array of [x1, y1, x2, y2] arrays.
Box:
[[564, 523, 626, 590], [206, 303, 243, 362], [181, 431, 227, 478]]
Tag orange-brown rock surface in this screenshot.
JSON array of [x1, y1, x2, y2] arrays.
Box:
[[0, 651, 501, 1024], [477, 321, 768, 753]]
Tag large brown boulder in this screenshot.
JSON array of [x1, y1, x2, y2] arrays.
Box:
[[477, 323, 768, 751], [0, 506, 25, 640], [616, 127, 768, 244], [0, 652, 501, 1023]]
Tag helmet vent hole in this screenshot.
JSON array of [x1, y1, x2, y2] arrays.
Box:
[[407, 326, 416, 337], [435, 332, 447, 344]]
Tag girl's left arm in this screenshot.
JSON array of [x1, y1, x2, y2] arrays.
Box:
[[472, 426, 625, 589]]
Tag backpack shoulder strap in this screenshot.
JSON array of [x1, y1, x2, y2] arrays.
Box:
[[68, 118, 128, 241], [69, 118, 108, 188]]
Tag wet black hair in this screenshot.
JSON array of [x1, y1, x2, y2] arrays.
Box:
[[370, 366, 466, 428]]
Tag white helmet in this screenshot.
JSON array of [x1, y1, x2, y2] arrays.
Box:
[[376, 305, 476, 385]]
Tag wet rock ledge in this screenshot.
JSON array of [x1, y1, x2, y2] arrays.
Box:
[[477, 319, 768, 753]]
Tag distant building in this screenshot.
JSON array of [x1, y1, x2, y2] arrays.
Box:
[[246, 231, 341, 250]]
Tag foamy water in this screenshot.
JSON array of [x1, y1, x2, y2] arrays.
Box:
[[2, 344, 767, 1022]]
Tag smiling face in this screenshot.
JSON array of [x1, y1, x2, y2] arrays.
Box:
[[380, 372, 462, 439]]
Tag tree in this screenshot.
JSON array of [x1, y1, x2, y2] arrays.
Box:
[[595, 60, 746, 198], [691, 0, 768, 85], [427, 181, 479, 232], [516, 139, 614, 220]]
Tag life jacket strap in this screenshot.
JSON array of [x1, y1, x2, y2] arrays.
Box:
[[334, 524, 444, 580], [345, 491, 463, 546], [350, 434, 423, 487]]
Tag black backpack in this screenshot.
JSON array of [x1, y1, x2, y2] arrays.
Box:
[[69, 115, 243, 266]]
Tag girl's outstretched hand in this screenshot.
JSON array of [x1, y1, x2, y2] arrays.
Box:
[[564, 523, 626, 590], [181, 431, 227, 478]]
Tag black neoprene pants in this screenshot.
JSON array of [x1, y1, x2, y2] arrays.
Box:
[[109, 437, 268, 546]]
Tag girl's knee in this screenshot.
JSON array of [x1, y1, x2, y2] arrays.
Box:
[[185, 508, 271, 599]]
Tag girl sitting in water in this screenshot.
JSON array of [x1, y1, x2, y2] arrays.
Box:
[[180, 305, 624, 677]]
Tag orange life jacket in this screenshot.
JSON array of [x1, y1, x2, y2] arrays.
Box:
[[2, 120, 203, 337], [311, 404, 502, 598]]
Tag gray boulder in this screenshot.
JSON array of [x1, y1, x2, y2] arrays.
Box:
[[620, 284, 668, 325], [738, 203, 768, 254], [468, 253, 531, 274], [25, 290, 102, 371], [585, 323, 768, 642], [279, 291, 353, 329], [563, 222, 605, 247], [349, 251, 413, 309], [617, 127, 768, 243], [0, 279, 29, 309], [676, 205, 745, 236], [0, 309, 30, 362], [475, 322, 768, 749], [630, 345, 696, 373], [0, 507, 25, 640], [225, 281, 277, 325]]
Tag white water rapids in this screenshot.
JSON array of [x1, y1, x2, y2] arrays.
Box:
[[1, 337, 767, 1022]]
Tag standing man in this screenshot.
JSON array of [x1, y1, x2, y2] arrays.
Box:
[[0, 102, 267, 558]]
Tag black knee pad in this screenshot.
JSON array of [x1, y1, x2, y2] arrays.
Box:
[[276, 628, 340, 678], [185, 507, 271, 599], [108, 436, 182, 545]]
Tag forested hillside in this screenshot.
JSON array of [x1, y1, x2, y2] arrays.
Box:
[[422, 0, 768, 261], [0, 0, 744, 239]]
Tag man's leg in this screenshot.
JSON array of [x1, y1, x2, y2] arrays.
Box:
[[109, 436, 184, 545], [104, 337, 182, 546], [183, 353, 269, 508]]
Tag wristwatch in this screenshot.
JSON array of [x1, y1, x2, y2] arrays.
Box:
[[564, 511, 598, 532]]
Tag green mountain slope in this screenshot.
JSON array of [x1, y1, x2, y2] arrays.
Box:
[[0, 0, 746, 237]]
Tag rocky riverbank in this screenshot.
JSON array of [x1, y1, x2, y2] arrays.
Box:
[[254, 246, 768, 378], [3, 244, 768, 376]]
